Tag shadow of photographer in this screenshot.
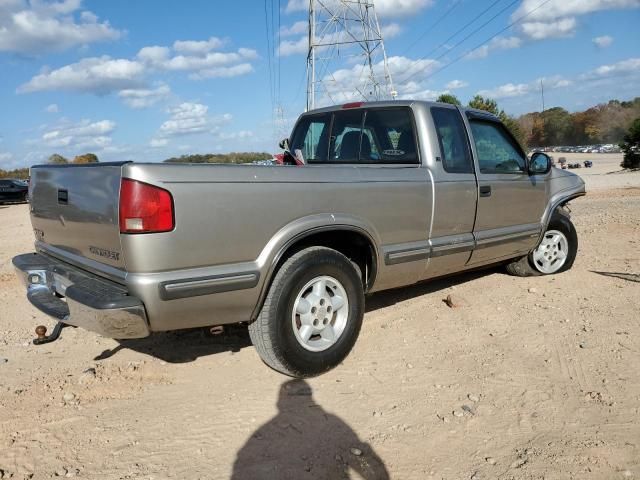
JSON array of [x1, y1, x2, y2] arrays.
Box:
[[232, 379, 389, 480]]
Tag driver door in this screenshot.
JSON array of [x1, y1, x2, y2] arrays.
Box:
[[465, 114, 547, 265]]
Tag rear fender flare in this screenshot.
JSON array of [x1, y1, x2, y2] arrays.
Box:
[[250, 214, 381, 320]]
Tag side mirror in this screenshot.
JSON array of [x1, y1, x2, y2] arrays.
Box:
[[279, 138, 289, 151], [529, 152, 551, 175]]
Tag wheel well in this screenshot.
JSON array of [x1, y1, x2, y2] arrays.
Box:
[[273, 229, 377, 291]]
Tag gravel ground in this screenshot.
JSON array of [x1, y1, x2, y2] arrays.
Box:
[[0, 154, 639, 480]]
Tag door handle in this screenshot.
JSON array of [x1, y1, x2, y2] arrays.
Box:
[[479, 185, 492, 197]]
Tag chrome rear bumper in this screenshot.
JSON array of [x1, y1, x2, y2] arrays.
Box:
[[13, 253, 150, 339]]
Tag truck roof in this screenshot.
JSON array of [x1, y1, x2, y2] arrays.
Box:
[[304, 100, 500, 121]]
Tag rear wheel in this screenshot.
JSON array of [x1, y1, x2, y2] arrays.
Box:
[[249, 247, 364, 378], [506, 208, 578, 277]]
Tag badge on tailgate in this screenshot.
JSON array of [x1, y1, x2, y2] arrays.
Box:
[[89, 246, 120, 261]]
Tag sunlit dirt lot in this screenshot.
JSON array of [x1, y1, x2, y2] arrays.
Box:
[[1, 153, 638, 479]]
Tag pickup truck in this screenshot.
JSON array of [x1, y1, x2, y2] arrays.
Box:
[[13, 100, 585, 377]]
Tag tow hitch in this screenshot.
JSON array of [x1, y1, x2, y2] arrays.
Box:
[[33, 322, 74, 345]]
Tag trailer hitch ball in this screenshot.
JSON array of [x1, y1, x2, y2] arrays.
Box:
[[35, 325, 47, 340]]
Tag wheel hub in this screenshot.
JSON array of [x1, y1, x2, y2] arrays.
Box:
[[532, 229, 569, 274], [292, 275, 349, 352]]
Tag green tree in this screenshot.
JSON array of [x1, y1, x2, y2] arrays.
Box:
[[48, 154, 68, 164], [436, 93, 461, 106], [73, 153, 99, 164], [620, 118, 640, 169], [468, 95, 499, 115], [468, 95, 526, 148]]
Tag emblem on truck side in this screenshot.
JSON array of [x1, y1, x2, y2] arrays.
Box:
[[89, 246, 120, 261]]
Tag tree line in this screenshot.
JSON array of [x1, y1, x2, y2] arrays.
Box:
[[163, 152, 273, 164], [437, 94, 640, 150]]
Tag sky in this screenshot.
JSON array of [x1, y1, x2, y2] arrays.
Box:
[[1, 0, 639, 169]]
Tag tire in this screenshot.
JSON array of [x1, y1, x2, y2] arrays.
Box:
[[249, 246, 365, 378], [506, 208, 578, 277]]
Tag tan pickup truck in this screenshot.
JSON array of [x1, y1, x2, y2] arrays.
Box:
[[14, 100, 585, 377]]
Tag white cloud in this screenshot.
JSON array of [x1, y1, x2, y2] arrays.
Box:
[[18, 38, 257, 98], [155, 103, 232, 139], [593, 35, 613, 48], [478, 83, 532, 99], [519, 18, 577, 40], [189, 63, 254, 80], [381, 23, 402, 39], [466, 36, 523, 59], [0, 152, 13, 162], [278, 36, 307, 56], [581, 57, 640, 79], [45, 103, 59, 113], [117, 84, 171, 109], [514, 0, 640, 40], [280, 20, 307, 37], [173, 36, 225, 54], [18, 56, 145, 94], [0, 0, 121, 54], [285, 0, 432, 17], [137, 44, 258, 72], [445, 80, 468, 90], [41, 118, 116, 150], [478, 75, 572, 100]]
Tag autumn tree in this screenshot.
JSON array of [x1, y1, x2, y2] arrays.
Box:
[[73, 153, 99, 164], [48, 154, 68, 164]]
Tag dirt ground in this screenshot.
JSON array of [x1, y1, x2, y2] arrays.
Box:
[[1, 153, 639, 480]]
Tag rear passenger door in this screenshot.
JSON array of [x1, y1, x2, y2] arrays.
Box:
[[465, 113, 547, 265]]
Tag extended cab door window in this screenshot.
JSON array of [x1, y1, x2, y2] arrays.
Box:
[[362, 108, 418, 164], [469, 120, 526, 173], [326, 107, 418, 164], [431, 107, 473, 173], [329, 110, 365, 162], [289, 113, 331, 162]]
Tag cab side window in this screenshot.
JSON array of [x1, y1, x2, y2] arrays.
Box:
[[469, 120, 526, 174], [289, 113, 331, 162], [431, 107, 473, 174]]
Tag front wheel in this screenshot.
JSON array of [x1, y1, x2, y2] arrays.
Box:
[[506, 208, 578, 277], [249, 247, 364, 377]]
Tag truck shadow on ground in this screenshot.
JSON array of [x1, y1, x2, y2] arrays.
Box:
[[365, 266, 502, 312], [94, 267, 502, 363], [231, 379, 389, 480], [93, 323, 252, 363]]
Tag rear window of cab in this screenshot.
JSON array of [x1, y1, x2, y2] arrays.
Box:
[[289, 107, 419, 164]]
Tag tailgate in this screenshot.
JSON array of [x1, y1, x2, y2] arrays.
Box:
[[29, 163, 126, 270]]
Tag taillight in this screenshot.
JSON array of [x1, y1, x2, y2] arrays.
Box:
[[119, 178, 174, 234]]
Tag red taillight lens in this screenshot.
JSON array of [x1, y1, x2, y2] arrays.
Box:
[[119, 178, 174, 234]]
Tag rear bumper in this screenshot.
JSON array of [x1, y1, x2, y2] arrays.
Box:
[[12, 252, 150, 339]]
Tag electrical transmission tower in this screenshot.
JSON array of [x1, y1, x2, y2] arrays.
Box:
[[306, 0, 397, 111]]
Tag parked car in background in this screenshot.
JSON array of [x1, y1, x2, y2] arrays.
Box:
[[0, 179, 29, 203]]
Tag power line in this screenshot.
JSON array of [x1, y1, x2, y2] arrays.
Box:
[[396, 0, 520, 86], [413, 0, 554, 85], [398, 0, 503, 76], [400, 0, 464, 57], [263, 0, 274, 109]]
